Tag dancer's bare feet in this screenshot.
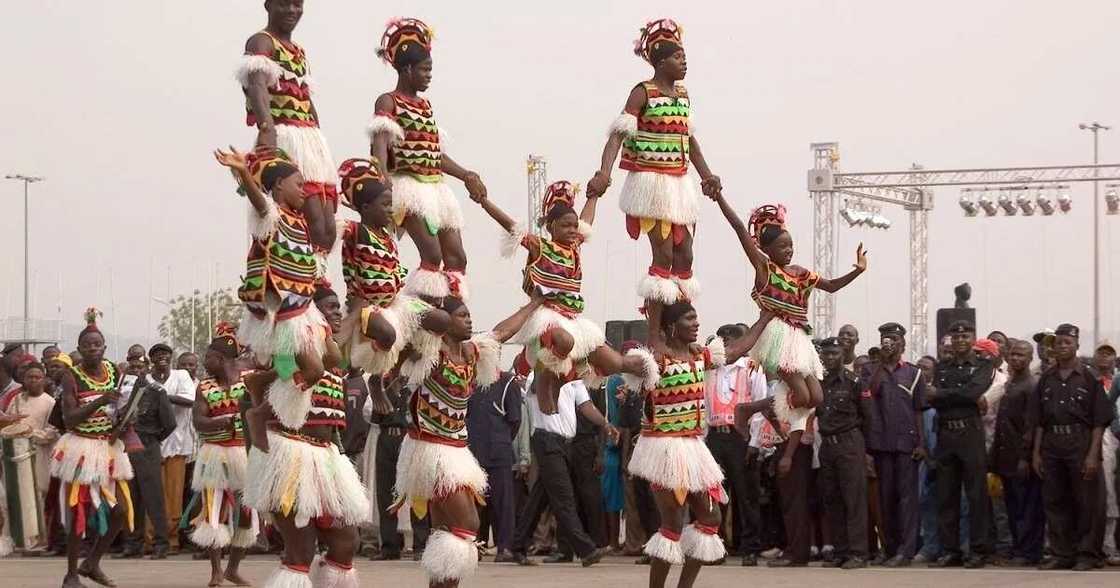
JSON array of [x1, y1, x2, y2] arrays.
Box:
[[223, 570, 251, 586], [207, 571, 224, 587], [61, 572, 87, 588], [76, 561, 116, 587]]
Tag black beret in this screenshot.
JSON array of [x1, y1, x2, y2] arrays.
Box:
[[878, 322, 906, 337], [947, 320, 975, 334], [1054, 323, 1079, 338], [819, 337, 842, 349]]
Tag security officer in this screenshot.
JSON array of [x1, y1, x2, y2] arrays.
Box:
[[1029, 323, 1113, 571], [862, 323, 927, 567], [816, 337, 872, 570], [927, 320, 994, 568]]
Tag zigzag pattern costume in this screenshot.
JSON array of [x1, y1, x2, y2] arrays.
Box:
[[235, 149, 328, 414], [369, 17, 469, 301], [49, 361, 135, 538], [183, 377, 258, 550], [245, 367, 366, 588], [622, 340, 728, 565], [340, 218, 439, 384], [500, 182, 606, 383], [237, 31, 338, 209], [393, 334, 500, 584]]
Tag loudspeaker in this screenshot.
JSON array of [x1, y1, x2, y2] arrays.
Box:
[[605, 320, 648, 349], [935, 308, 976, 346]]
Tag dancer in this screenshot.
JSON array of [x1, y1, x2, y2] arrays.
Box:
[[368, 17, 487, 301], [394, 294, 543, 588], [53, 309, 134, 588], [238, 0, 338, 256], [185, 323, 256, 587], [587, 18, 721, 305], [243, 284, 368, 588], [336, 157, 449, 384], [214, 146, 330, 450], [473, 180, 649, 413], [710, 194, 867, 410], [619, 302, 769, 588]]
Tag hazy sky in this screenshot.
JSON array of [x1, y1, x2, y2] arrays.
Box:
[[2, 1, 1117, 355]]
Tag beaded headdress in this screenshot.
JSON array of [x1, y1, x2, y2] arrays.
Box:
[[338, 158, 386, 210], [634, 18, 684, 64], [377, 17, 434, 65]]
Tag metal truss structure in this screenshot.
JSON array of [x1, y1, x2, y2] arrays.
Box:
[[527, 155, 548, 236], [809, 142, 1120, 356]]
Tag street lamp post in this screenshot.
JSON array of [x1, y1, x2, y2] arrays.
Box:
[[1080, 122, 1110, 345], [4, 174, 45, 339]]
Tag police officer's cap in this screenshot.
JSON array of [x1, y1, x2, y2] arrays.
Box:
[[1054, 323, 1079, 338], [878, 322, 906, 337], [819, 336, 841, 349], [947, 320, 975, 334]]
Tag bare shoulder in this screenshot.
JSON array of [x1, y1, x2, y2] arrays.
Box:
[[245, 31, 273, 54]]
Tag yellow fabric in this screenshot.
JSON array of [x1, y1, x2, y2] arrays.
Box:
[[119, 480, 135, 532], [673, 487, 688, 506], [68, 482, 79, 507], [411, 497, 429, 520]]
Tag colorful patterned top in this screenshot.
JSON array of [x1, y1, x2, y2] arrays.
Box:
[[341, 220, 408, 308], [305, 368, 347, 430], [70, 361, 120, 439], [243, 31, 318, 129], [408, 345, 479, 448], [642, 348, 711, 437], [620, 82, 690, 176], [381, 93, 442, 182], [197, 378, 246, 446], [239, 204, 317, 318], [521, 235, 585, 317], [751, 262, 820, 333]]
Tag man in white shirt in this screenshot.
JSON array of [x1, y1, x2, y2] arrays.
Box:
[[149, 344, 196, 555], [510, 379, 618, 567], [705, 324, 769, 566]]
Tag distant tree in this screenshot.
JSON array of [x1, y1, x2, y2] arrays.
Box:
[[157, 288, 240, 354]]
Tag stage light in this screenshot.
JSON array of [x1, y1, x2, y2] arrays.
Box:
[[1037, 194, 1055, 216], [959, 194, 978, 216], [977, 193, 998, 216], [1106, 188, 1119, 215], [998, 192, 1017, 216], [1056, 191, 1072, 213], [1016, 194, 1036, 216]]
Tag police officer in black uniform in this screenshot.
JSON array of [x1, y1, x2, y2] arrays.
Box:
[[863, 323, 927, 567], [1029, 323, 1113, 571], [816, 337, 872, 570], [927, 320, 994, 568]]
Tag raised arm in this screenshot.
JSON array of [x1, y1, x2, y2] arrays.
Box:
[[244, 33, 278, 148], [491, 295, 546, 343], [580, 193, 601, 227], [215, 147, 270, 217], [587, 85, 647, 198], [369, 93, 396, 178], [726, 311, 775, 363], [475, 195, 518, 233], [711, 192, 768, 276], [816, 243, 868, 293]]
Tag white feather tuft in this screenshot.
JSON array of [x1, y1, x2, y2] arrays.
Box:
[[673, 273, 701, 301], [367, 115, 405, 145], [235, 54, 283, 88], [705, 336, 726, 369], [266, 377, 312, 431], [536, 347, 573, 378], [637, 273, 682, 305], [261, 565, 313, 588], [500, 224, 528, 259], [189, 522, 231, 549], [577, 220, 594, 243], [680, 524, 726, 562], [471, 333, 501, 387], [421, 530, 479, 582], [402, 267, 449, 299], [621, 347, 660, 393], [643, 531, 685, 565], [609, 113, 639, 138]]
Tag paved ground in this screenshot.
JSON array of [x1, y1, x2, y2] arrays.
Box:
[[1, 556, 1116, 588]]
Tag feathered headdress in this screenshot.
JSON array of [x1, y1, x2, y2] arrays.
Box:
[[208, 321, 241, 360], [748, 204, 787, 240], [539, 180, 580, 225], [337, 157, 385, 210], [79, 306, 103, 339], [377, 17, 434, 65], [633, 18, 684, 64]]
